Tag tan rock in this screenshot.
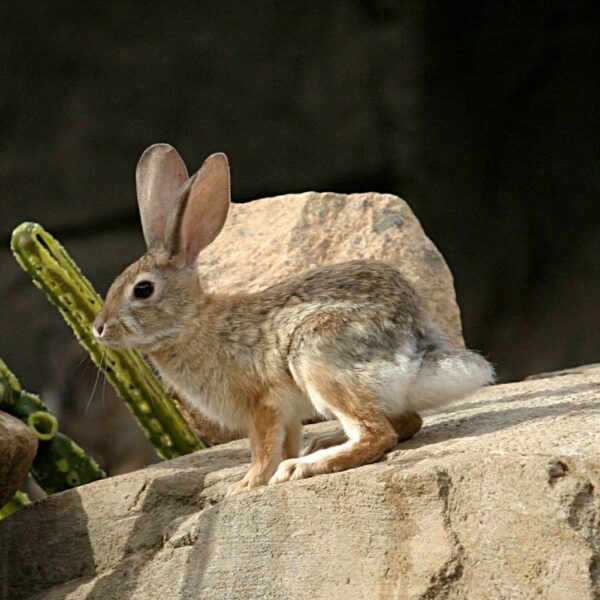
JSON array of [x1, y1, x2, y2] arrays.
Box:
[[0, 411, 37, 507], [526, 362, 600, 380], [2, 366, 599, 599]]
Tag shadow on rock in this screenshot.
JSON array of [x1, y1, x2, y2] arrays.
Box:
[[0, 490, 94, 600], [399, 383, 600, 451], [84, 445, 250, 598]]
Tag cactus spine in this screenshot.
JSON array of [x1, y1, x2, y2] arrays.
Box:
[[0, 358, 106, 494], [11, 222, 205, 459]]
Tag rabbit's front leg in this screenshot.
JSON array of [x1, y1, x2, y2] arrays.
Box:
[[227, 402, 287, 496]]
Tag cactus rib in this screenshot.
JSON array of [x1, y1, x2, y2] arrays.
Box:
[[11, 222, 205, 459], [0, 491, 31, 520], [0, 358, 106, 494]]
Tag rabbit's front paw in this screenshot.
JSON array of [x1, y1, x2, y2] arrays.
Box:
[[227, 468, 269, 496], [227, 479, 250, 496]]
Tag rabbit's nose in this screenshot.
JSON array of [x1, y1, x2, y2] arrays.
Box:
[[93, 320, 106, 339]]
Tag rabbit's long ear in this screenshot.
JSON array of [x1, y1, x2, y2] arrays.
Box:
[[165, 153, 230, 267], [135, 144, 189, 253]]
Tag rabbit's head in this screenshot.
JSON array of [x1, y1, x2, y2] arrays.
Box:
[[93, 144, 230, 351]]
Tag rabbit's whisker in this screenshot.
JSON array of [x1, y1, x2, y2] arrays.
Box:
[[101, 348, 108, 417], [85, 346, 106, 414], [72, 352, 90, 375]]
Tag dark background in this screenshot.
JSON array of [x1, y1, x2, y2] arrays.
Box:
[[1, 1, 599, 474]]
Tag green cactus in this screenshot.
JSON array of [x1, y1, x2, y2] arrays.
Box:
[[11, 222, 205, 459], [0, 491, 31, 520], [0, 359, 106, 494]]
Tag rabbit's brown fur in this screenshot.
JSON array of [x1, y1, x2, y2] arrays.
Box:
[[94, 144, 494, 494]]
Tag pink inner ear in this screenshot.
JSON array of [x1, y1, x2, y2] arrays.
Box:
[[136, 144, 189, 252], [153, 213, 167, 243], [179, 154, 230, 266]]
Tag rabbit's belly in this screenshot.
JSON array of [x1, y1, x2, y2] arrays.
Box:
[[281, 384, 319, 421], [186, 387, 252, 431], [152, 361, 256, 430], [186, 382, 316, 430]]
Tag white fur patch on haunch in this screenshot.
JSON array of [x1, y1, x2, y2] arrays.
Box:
[[407, 350, 495, 411], [371, 354, 420, 416]]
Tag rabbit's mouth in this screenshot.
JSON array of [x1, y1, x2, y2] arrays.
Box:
[[93, 313, 185, 353], [92, 321, 131, 350]]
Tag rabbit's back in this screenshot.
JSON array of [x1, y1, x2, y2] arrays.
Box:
[[246, 259, 428, 363]]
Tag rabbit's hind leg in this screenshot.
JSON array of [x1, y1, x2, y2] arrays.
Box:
[[270, 366, 397, 484], [302, 428, 347, 456], [301, 411, 420, 458], [387, 411, 422, 442]]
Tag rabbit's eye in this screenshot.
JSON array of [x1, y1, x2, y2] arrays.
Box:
[[133, 281, 154, 299]]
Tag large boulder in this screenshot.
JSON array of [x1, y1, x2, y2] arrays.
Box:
[[0, 411, 37, 507], [1, 365, 599, 599]]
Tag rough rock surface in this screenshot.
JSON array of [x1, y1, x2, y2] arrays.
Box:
[[2, 366, 600, 599], [526, 363, 600, 381], [0, 411, 37, 507]]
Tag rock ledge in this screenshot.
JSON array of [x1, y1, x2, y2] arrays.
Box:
[[2, 366, 600, 599]]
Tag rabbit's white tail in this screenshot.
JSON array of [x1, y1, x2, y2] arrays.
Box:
[[407, 347, 495, 411]]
